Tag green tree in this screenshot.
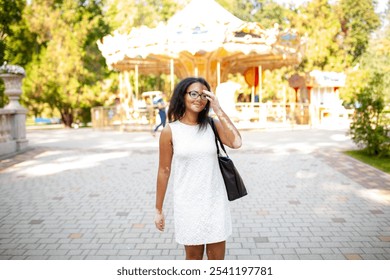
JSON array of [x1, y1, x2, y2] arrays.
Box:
[[361, 3, 390, 103], [337, 0, 381, 65], [0, 0, 26, 107], [288, 0, 344, 72], [22, 0, 111, 126], [0, 0, 25, 62], [215, 0, 289, 27], [349, 73, 389, 156], [105, 0, 182, 32], [340, 2, 389, 104]]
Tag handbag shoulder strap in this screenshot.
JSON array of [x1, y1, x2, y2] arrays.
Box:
[[208, 117, 229, 157]]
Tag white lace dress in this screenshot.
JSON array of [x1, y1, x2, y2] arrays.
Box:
[[169, 120, 232, 245]]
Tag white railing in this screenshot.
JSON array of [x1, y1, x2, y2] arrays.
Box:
[[91, 105, 157, 131], [90, 101, 354, 131]]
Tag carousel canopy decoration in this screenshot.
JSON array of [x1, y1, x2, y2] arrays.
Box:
[[97, 0, 304, 87]]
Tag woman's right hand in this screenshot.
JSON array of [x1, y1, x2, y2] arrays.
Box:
[[154, 209, 165, 231]]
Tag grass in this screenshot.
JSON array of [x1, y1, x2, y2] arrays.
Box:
[[344, 150, 390, 174]]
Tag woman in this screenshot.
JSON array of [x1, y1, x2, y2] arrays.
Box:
[[154, 77, 242, 260]]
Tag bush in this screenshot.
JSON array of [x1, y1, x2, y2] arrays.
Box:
[[349, 73, 390, 156]]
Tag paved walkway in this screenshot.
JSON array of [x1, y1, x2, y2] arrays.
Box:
[[0, 126, 389, 260]]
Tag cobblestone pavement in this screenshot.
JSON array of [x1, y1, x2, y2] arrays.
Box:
[[0, 127, 389, 260]]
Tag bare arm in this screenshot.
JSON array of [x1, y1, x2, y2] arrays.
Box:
[[204, 89, 242, 149], [154, 125, 173, 231]]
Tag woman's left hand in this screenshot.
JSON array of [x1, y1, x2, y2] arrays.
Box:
[[203, 90, 221, 113]]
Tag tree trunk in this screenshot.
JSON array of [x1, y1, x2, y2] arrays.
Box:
[[61, 109, 73, 127]]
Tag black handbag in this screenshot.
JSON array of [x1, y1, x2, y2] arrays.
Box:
[[209, 118, 247, 201]]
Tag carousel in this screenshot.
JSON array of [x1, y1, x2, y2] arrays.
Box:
[[96, 0, 304, 129]]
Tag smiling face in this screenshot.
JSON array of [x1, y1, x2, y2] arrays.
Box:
[[184, 82, 209, 114]]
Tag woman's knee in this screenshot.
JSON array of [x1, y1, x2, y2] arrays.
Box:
[[206, 241, 226, 260], [185, 245, 204, 260]]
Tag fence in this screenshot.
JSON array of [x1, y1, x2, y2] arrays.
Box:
[[91, 105, 157, 131]]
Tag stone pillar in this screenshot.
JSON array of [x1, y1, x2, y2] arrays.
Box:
[[0, 73, 28, 151]]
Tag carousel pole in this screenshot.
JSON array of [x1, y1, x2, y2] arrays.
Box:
[[170, 59, 175, 95], [119, 71, 123, 101], [217, 61, 221, 86], [258, 65, 262, 103], [251, 67, 255, 116], [258, 65, 264, 124], [135, 65, 139, 101]]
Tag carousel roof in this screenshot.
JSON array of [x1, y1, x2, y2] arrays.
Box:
[[97, 0, 303, 83]]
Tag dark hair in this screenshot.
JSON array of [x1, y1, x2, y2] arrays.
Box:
[[168, 77, 211, 130]]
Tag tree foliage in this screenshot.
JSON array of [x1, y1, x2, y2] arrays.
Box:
[[349, 73, 389, 156], [337, 0, 381, 64], [0, 0, 25, 62], [0, 0, 26, 107], [290, 0, 344, 71], [20, 0, 111, 126], [340, 2, 390, 104], [105, 0, 182, 32]]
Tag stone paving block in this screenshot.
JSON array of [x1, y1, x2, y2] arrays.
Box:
[[260, 255, 284, 260], [309, 248, 334, 254], [169, 249, 185, 256], [228, 249, 251, 255], [36, 238, 59, 244], [130, 255, 153, 260], [250, 248, 274, 255], [84, 256, 108, 260], [283, 255, 300, 260], [295, 248, 311, 254], [100, 244, 115, 250], [58, 243, 81, 250], [284, 242, 299, 248], [25, 249, 48, 256], [321, 254, 346, 260], [0, 243, 19, 250], [255, 243, 278, 249], [273, 248, 296, 255], [298, 242, 321, 248], [96, 249, 118, 256], [118, 249, 140, 256], [362, 247, 387, 254], [237, 255, 259, 260], [153, 255, 174, 260], [10, 256, 27, 260], [113, 243, 136, 250], [299, 254, 323, 260], [46, 249, 69, 256], [3, 249, 26, 255], [338, 247, 364, 254], [135, 243, 156, 250], [25, 255, 49, 260], [20, 244, 40, 250]]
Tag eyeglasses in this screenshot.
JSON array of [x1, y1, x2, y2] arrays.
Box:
[[187, 91, 208, 101]]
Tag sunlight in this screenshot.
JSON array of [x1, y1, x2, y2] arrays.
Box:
[[20, 151, 129, 177], [358, 189, 390, 205], [330, 133, 351, 142]]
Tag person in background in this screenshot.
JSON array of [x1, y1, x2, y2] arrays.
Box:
[[154, 77, 242, 260], [152, 93, 167, 136]]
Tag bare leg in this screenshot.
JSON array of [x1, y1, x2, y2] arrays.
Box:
[[185, 245, 205, 260], [206, 241, 226, 260]]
